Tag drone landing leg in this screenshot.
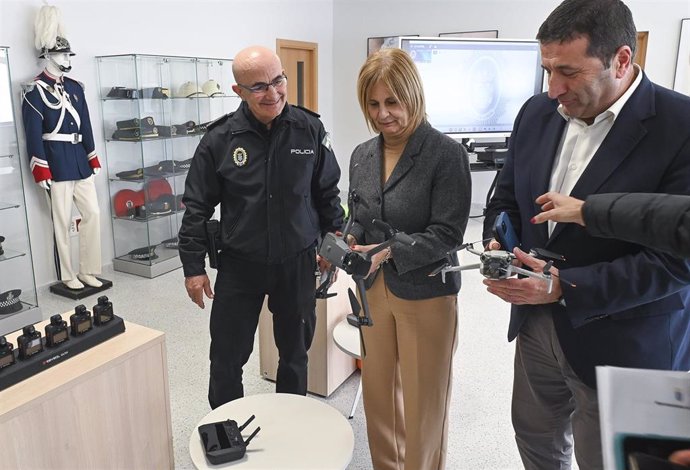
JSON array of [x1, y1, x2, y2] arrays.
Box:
[[355, 277, 373, 328]]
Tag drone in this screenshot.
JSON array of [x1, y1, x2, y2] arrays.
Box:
[[429, 241, 570, 294], [316, 191, 415, 356]]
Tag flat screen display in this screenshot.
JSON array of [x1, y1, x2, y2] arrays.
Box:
[[399, 37, 544, 139]]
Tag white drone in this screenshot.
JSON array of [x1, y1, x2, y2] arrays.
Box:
[[430, 242, 568, 294]]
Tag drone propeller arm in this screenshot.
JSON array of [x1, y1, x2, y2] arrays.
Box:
[[508, 265, 554, 294]]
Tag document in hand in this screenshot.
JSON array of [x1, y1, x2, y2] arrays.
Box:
[[596, 366, 690, 470]]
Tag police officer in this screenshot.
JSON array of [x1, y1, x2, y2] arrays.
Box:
[[178, 45, 344, 409], [22, 25, 103, 291]]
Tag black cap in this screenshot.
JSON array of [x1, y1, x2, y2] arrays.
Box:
[[128, 246, 158, 261], [0, 289, 22, 315]]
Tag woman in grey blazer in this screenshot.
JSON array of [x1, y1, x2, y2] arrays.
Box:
[[348, 48, 471, 470]]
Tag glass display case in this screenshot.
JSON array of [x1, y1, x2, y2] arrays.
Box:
[[96, 54, 240, 277], [0, 46, 41, 335]]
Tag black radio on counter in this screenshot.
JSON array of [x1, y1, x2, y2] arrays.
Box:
[[17, 325, 43, 359], [93, 296, 114, 326], [45, 314, 69, 347], [0, 336, 15, 369], [70, 305, 93, 336]]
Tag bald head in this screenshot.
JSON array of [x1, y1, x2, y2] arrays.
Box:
[[231, 45, 288, 127], [232, 46, 282, 84]]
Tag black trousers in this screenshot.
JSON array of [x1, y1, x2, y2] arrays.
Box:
[[207, 248, 317, 409]]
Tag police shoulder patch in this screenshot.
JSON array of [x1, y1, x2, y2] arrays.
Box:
[[293, 104, 321, 118], [322, 132, 333, 152], [206, 113, 232, 131]]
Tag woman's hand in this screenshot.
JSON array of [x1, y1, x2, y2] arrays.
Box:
[[532, 192, 586, 226], [352, 243, 391, 277]]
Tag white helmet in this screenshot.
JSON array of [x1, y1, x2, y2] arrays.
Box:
[[177, 81, 207, 98], [201, 79, 225, 97]]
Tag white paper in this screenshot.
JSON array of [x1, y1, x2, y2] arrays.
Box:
[[596, 366, 690, 470]]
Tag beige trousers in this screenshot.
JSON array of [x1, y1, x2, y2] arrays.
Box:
[[361, 273, 458, 470], [50, 175, 101, 281]]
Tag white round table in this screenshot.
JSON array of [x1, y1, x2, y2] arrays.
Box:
[[189, 393, 354, 469], [332, 319, 362, 419]]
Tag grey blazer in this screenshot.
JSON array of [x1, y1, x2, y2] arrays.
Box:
[[348, 121, 471, 300]]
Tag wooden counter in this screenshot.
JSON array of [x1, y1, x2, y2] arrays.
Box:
[[0, 319, 173, 469]]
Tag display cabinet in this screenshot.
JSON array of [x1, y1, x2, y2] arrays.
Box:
[[96, 54, 240, 278], [0, 47, 41, 335]]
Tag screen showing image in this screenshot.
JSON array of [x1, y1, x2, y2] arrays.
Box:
[[400, 37, 544, 139]]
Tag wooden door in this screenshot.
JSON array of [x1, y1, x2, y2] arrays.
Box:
[[276, 39, 318, 112]]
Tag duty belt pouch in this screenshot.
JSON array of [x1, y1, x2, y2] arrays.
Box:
[[205, 219, 221, 269]]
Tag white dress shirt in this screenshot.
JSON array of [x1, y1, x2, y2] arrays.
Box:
[[548, 65, 643, 235]]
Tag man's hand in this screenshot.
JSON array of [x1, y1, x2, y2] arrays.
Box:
[[93, 167, 100, 176], [185, 274, 214, 309], [483, 247, 562, 305], [38, 179, 52, 190], [486, 238, 501, 251], [532, 192, 586, 226]]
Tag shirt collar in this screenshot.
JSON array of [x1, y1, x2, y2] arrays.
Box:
[[40, 69, 64, 85], [557, 63, 643, 124]]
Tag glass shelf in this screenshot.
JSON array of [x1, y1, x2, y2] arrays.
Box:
[[0, 249, 27, 263], [0, 202, 20, 211], [97, 53, 236, 278], [0, 46, 41, 335]]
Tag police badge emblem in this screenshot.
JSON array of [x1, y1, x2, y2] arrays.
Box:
[[233, 147, 248, 167]]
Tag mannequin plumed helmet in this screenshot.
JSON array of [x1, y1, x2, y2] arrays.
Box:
[[34, 4, 75, 58]]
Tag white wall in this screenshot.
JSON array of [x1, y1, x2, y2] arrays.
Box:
[[1, 0, 689, 287], [0, 0, 335, 287], [332, 0, 690, 201]]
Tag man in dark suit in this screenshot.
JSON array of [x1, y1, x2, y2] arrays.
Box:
[[482, 1, 690, 469]]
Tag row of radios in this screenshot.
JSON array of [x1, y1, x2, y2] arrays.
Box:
[[0, 296, 114, 369]]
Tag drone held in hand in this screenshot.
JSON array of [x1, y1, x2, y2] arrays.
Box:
[[429, 241, 571, 294], [316, 191, 415, 356]]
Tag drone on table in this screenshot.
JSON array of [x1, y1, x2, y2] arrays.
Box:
[[429, 241, 571, 294], [316, 191, 415, 356]]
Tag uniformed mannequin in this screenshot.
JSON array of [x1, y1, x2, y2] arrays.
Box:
[[22, 8, 103, 291]]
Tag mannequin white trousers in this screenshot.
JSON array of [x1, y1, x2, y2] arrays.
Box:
[[50, 175, 101, 281]]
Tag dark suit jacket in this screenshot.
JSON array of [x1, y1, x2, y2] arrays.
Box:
[[348, 121, 471, 300], [484, 74, 690, 387], [583, 193, 690, 258]]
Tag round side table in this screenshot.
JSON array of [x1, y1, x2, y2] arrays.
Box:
[[189, 393, 354, 469], [332, 319, 362, 419]]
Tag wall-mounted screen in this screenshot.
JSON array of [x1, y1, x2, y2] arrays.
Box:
[[399, 37, 544, 140]]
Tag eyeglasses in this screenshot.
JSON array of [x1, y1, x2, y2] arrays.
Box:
[[237, 74, 288, 94]]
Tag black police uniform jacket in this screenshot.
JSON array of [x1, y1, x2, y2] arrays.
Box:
[[178, 101, 344, 277]]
